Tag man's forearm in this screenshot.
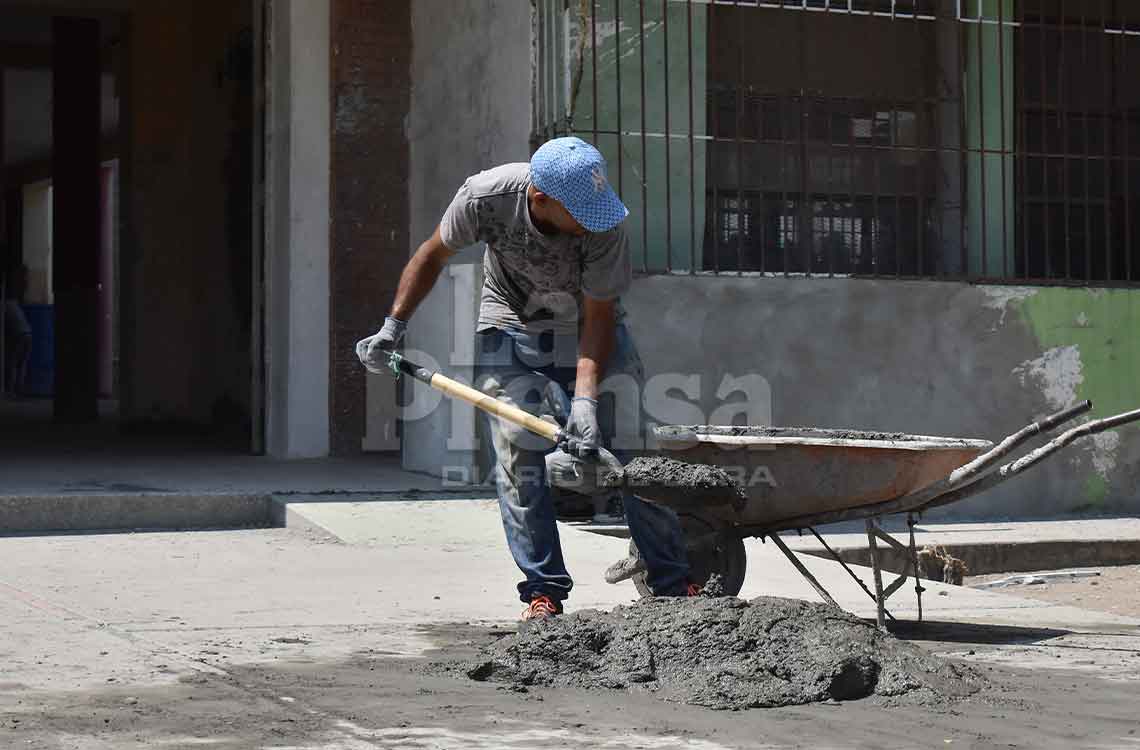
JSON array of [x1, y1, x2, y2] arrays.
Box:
[[576, 300, 616, 400], [390, 228, 454, 321]]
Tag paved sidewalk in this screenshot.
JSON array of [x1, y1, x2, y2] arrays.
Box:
[[0, 447, 464, 498], [3, 497, 1138, 749], [0, 398, 478, 498], [776, 517, 1140, 575], [2, 496, 1136, 696]]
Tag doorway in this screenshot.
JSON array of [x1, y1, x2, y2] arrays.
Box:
[[0, 1, 261, 454]]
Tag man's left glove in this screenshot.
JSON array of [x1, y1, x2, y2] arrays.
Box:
[[563, 396, 600, 458], [355, 316, 407, 375]]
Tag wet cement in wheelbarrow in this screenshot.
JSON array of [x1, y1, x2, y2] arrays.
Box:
[[619, 456, 747, 508], [622, 455, 742, 492], [464, 594, 984, 710]]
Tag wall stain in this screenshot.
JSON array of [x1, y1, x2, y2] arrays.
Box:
[[1013, 288, 1140, 507]]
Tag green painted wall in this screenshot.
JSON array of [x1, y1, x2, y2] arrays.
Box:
[[1018, 288, 1140, 422], [1015, 287, 1140, 509], [570, 0, 708, 272]]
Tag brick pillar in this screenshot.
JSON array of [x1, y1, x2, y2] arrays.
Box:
[[328, 0, 411, 455]]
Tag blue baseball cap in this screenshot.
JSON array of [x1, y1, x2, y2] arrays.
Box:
[[530, 136, 629, 233]]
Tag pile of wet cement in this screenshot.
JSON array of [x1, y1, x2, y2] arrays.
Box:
[[467, 596, 983, 710]]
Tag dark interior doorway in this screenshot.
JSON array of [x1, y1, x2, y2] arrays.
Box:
[[1, 1, 259, 453]]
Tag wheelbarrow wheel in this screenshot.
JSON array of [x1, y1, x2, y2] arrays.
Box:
[[630, 513, 747, 598]]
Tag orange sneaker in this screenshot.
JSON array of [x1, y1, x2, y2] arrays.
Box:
[[521, 594, 563, 620]]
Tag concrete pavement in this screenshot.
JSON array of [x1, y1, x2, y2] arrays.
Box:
[[3, 496, 1138, 697], [3, 496, 1139, 749], [0, 440, 494, 533]]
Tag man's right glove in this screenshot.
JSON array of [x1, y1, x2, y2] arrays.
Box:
[[563, 396, 600, 458], [355, 316, 407, 375]]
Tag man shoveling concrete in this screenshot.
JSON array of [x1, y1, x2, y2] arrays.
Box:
[[357, 137, 695, 620]]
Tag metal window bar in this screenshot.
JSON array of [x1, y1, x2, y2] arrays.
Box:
[[1122, 0, 1134, 281], [688, 0, 698, 273], [998, 0, 1009, 279], [663, 0, 673, 272], [531, 0, 1140, 286], [1081, 0, 1092, 282], [1098, 0, 1108, 276], [639, 0, 649, 272], [975, 0, 988, 277], [735, 0, 745, 275], [1016, 0, 1028, 277], [1061, 0, 1073, 280], [1036, 0, 1052, 278]]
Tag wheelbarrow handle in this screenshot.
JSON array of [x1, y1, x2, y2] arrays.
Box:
[[1038, 400, 1094, 433], [920, 405, 1140, 512], [946, 399, 1093, 486], [388, 351, 562, 444]]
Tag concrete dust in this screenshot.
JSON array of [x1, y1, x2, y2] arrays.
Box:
[[466, 596, 984, 710]]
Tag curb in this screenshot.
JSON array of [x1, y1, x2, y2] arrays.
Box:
[[0, 492, 499, 536], [575, 524, 1140, 576], [0, 494, 274, 535], [796, 539, 1140, 576]]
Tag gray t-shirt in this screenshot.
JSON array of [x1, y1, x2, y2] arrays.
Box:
[[440, 163, 631, 334]]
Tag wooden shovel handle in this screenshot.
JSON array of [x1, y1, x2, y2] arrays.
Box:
[[429, 372, 562, 444]]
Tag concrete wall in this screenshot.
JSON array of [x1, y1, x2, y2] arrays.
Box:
[[399, 0, 532, 478], [623, 276, 1140, 520]]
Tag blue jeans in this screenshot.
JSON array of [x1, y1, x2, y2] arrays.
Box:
[[474, 325, 690, 603]]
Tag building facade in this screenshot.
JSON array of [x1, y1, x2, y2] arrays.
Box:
[[1, 0, 1136, 518]]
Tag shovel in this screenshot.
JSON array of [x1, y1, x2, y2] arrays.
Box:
[[384, 351, 744, 507]]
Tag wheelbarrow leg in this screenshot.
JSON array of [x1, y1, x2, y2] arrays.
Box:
[[808, 527, 899, 622], [769, 533, 841, 609], [908, 513, 925, 623], [865, 519, 887, 629]]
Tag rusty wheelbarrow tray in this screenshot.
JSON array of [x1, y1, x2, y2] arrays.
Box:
[[609, 401, 1140, 628]]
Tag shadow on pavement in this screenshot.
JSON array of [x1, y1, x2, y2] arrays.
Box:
[[886, 619, 1069, 645]]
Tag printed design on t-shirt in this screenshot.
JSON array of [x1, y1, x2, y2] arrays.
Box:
[[476, 197, 584, 301]]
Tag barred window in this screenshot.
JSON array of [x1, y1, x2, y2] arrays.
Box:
[[534, 0, 1140, 284]]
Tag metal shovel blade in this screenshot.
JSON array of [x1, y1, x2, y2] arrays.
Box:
[[545, 449, 745, 510], [622, 455, 747, 510]]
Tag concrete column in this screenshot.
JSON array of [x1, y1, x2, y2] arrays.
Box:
[[403, 0, 533, 481], [965, 0, 1015, 277], [936, 0, 965, 275], [263, 0, 331, 457], [52, 17, 102, 422], [329, 0, 411, 456]]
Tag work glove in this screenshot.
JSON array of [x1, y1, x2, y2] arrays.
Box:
[[355, 316, 407, 375], [563, 396, 600, 458]]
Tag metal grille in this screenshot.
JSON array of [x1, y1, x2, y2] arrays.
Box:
[[533, 0, 1140, 284]]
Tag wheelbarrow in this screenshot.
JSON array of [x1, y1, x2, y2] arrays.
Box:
[[605, 401, 1140, 627], [376, 351, 1138, 626]]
